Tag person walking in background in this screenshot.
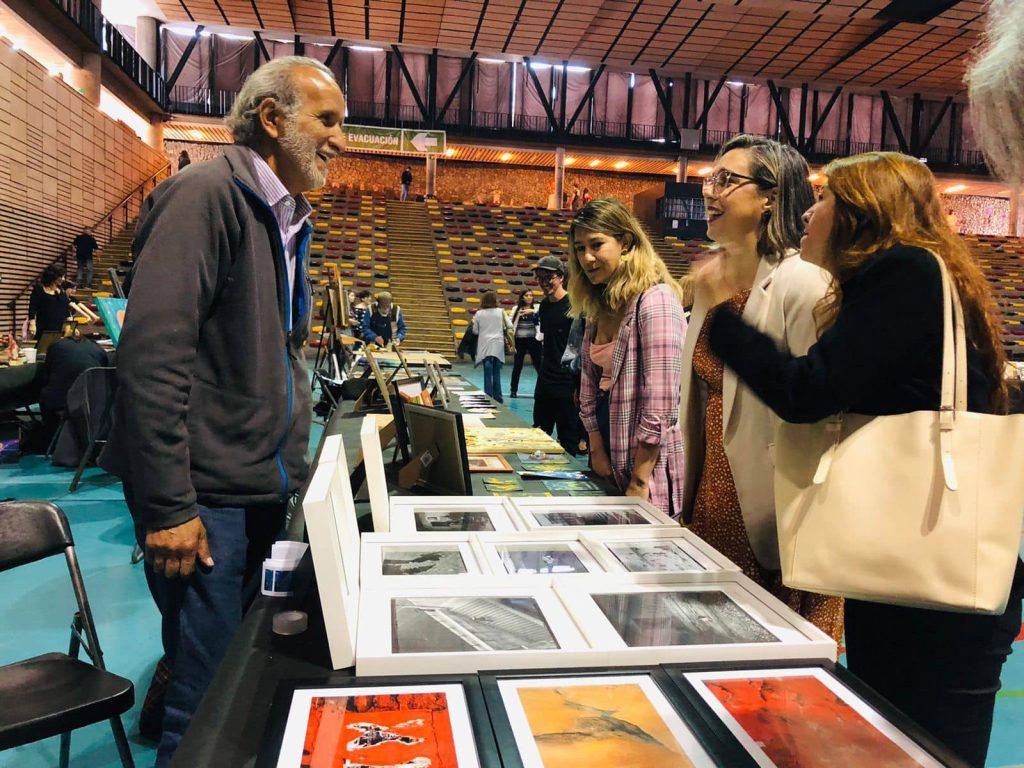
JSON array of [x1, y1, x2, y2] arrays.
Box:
[[570, 198, 686, 517], [177, 150, 191, 171], [28, 264, 72, 341], [532, 255, 579, 453], [472, 291, 512, 403], [72, 226, 99, 290], [400, 166, 413, 201], [680, 134, 842, 642], [509, 289, 542, 397], [98, 56, 345, 766]]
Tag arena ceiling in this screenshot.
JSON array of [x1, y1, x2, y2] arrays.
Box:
[[154, 0, 986, 97]]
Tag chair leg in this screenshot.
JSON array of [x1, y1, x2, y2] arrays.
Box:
[[59, 730, 71, 768], [69, 441, 96, 493], [109, 716, 136, 768], [47, 418, 66, 458], [130, 543, 145, 565]]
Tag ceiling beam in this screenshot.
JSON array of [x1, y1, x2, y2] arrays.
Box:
[[649, 70, 680, 143], [694, 76, 727, 131], [253, 30, 270, 63], [565, 64, 606, 134], [438, 52, 477, 122], [166, 25, 205, 90], [523, 57, 560, 134], [880, 90, 910, 152], [766, 80, 798, 147], [804, 86, 843, 150], [391, 44, 429, 121]]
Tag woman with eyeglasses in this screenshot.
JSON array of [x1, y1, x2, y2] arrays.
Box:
[[679, 134, 843, 642]]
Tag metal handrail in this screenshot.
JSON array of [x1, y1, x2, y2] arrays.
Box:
[[6, 163, 171, 328]]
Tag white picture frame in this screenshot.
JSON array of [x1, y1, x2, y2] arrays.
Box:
[[388, 496, 520, 533], [553, 578, 837, 664], [360, 414, 392, 534], [356, 584, 591, 675], [273, 681, 483, 768], [580, 527, 741, 583], [302, 461, 359, 669], [508, 496, 679, 530], [683, 667, 946, 767], [360, 532, 489, 586], [472, 531, 607, 579], [495, 672, 718, 768]]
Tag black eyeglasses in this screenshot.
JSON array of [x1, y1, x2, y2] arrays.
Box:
[[702, 168, 769, 194]]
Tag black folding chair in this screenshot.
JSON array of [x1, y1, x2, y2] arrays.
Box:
[[65, 367, 117, 493], [0, 501, 135, 767]]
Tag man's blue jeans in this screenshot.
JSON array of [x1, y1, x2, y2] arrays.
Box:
[[134, 501, 285, 767], [482, 355, 504, 403]]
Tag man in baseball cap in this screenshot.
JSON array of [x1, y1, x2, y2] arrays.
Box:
[[531, 255, 579, 453]]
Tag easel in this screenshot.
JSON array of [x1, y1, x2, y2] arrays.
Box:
[[311, 269, 357, 421], [353, 345, 397, 415], [423, 361, 449, 408]]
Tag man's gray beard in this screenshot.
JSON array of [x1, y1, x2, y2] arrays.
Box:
[[280, 116, 326, 190]]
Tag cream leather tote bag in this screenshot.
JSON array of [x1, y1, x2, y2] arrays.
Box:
[[774, 253, 1024, 613]]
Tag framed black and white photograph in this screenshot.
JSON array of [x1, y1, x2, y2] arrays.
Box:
[[553, 578, 837, 664], [389, 497, 519, 534], [479, 668, 745, 768], [360, 532, 490, 586], [356, 585, 590, 675], [582, 528, 740, 583], [472, 531, 606, 579], [661, 661, 966, 768], [257, 675, 501, 768], [508, 496, 678, 530]]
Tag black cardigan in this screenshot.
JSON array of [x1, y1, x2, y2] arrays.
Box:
[[709, 243, 1023, 605], [708, 244, 996, 422]]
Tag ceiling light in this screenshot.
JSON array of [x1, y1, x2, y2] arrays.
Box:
[[589, 159, 601, 167], [614, 161, 628, 169], [566, 65, 591, 73], [529, 61, 551, 70], [564, 157, 576, 165], [444, 147, 456, 157], [47, 65, 62, 77], [350, 45, 383, 52], [697, 166, 714, 176], [478, 58, 506, 64], [727, 80, 744, 86], [943, 184, 967, 194], [189, 129, 204, 139], [808, 172, 820, 182], [500, 152, 513, 161]]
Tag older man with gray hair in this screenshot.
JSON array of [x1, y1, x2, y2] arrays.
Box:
[[100, 56, 344, 765]]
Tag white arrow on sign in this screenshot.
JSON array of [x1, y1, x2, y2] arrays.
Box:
[[410, 132, 439, 152]]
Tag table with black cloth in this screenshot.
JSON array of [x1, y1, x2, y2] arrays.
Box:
[[0, 363, 44, 413], [170, 379, 607, 766]]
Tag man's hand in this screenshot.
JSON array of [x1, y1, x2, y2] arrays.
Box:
[[375, 336, 385, 346], [145, 517, 214, 579]]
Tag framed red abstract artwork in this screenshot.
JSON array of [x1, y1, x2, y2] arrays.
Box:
[[664, 662, 967, 768], [258, 677, 500, 768]]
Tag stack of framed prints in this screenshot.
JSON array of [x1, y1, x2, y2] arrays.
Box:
[[356, 584, 591, 675], [508, 496, 679, 530], [552, 579, 836, 664], [388, 497, 519, 533]]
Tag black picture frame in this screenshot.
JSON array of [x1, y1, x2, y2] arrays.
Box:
[[256, 674, 502, 768], [659, 658, 971, 768], [479, 665, 751, 768], [403, 402, 473, 496], [389, 375, 425, 463]]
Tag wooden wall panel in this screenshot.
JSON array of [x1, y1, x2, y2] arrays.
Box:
[[0, 46, 167, 332]]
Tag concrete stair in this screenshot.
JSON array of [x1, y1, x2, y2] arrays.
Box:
[[385, 200, 457, 357], [73, 225, 135, 305], [642, 225, 692, 279]]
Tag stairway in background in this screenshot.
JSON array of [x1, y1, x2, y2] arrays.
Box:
[[642, 225, 692, 279], [384, 200, 457, 357], [76, 225, 135, 301]]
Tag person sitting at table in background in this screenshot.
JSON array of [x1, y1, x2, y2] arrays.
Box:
[[38, 322, 108, 447], [509, 289, 542, 397], [28, 264, 72, 341], [569, 197, 686, 517], [361, 290, 407, 348], [472, 290, 513, 403]]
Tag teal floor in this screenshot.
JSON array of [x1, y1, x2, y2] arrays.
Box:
[[0, 360, 1021, 767]]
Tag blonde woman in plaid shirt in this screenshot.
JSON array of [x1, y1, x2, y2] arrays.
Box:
[[569, 197, 687, 517]]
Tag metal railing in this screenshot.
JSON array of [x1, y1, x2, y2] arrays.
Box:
[[5, 163, 171, 329], [49, 0, 166, 107], [168, 86, 239, 117]]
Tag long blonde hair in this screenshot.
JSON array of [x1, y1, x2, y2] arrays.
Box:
[[817, 152, 1008, 411], [567, 196, 683, 320]]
